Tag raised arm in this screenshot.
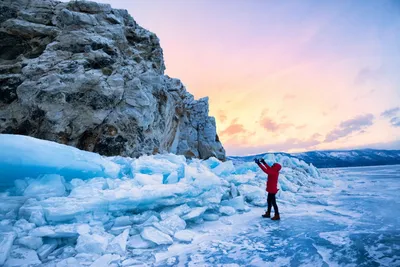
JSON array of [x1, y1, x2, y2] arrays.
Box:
[[255, 158, 272, 174], [259, 158, 271, 170]]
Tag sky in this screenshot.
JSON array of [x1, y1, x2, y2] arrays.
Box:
[[68, 0, 400, 155]]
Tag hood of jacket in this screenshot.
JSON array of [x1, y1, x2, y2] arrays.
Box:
[[272, 163, 282, 172]]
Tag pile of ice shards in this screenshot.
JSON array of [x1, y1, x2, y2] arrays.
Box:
[[0, 135, 332, 266]]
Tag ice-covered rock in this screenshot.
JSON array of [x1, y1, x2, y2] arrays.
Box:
[[107, 229, 129, 255], [4, 247, 41, 267], [0, 0, 226, 163], [75, 234, 109, 254], [141, 227, 173, 245], [23, 174, 66, 199], [0, 232, 16, 265], [17, 236, 43, 250], [174, 230, 195, 242], [182, 207, 207, 221], [90, 254, 120, 267], [127, 234, 155, 249]]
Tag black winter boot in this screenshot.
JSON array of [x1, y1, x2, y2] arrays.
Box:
[[262, 211, 271, 218]]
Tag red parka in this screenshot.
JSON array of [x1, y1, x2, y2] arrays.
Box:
[[257, 162, 281, 194]]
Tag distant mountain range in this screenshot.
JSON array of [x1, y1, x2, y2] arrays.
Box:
[[228, 149, 400, 168]]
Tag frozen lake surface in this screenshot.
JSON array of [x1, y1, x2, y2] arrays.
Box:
[[156, 165, 400, 266]]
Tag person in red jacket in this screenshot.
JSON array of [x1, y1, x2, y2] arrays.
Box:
[[255, 158, 281, 220]]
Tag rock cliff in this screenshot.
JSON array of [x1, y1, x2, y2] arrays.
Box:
[[0, 0, 225, 160]]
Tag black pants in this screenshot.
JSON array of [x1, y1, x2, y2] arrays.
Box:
[[267, 193, 279, 214]]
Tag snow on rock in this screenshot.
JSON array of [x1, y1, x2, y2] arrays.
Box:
[[107, 229, 129, 255], [0, 232, 16, 265], [75, 234, 109, 255], [174, 230, 195, 242], [141, 227, 173, 245], [16, 236, 43, 250], [4, 247, 41, 267], [127, 234, 155, 249]]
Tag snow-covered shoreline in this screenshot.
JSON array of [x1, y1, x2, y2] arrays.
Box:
[[0, 135, 333, 266]]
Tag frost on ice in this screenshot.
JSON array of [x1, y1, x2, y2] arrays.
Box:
[[0, 134, 332, 265]]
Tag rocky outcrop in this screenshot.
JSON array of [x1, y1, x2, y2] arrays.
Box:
[[0, 0, 225, 160]]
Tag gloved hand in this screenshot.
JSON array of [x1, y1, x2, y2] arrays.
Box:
[[254, 158, 260, 164], [260, 158, 266, 164]]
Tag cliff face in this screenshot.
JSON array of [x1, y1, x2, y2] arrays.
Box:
[[0, 0, 225, 160]]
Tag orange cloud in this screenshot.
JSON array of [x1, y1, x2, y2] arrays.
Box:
[[217, 110, 227, 123], [220, 119, 247, 137], [260, 116, 293, 133]]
